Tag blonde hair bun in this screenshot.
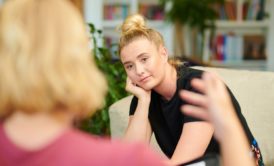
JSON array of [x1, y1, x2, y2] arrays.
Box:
[[120, 14, 147, 35]]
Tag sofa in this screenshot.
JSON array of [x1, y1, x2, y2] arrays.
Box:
[[109, 66, 274, 165]]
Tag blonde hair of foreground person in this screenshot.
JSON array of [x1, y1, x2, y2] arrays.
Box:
[[0, 0, 107, 119], [0, 1, 170, 165]]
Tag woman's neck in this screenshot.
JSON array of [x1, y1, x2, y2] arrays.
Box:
[[3, 111, 72, 151], [154, 64, 177, 101]]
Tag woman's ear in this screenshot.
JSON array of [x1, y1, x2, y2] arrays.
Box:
[[159, 45, 168, 61]]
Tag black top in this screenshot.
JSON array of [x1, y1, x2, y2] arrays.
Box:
[[129, 66, 255, 158]]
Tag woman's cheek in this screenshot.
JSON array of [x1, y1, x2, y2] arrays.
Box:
[[127, 73, 137, 82]]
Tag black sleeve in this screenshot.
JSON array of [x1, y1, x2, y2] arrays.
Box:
[[179, 67, 204, 123], [129, 96, 138, 116], [182, 80, 203, 123]]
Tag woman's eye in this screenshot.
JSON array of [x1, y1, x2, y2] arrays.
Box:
[[141, 57, 148, 62], [126, 65, 133, 70]]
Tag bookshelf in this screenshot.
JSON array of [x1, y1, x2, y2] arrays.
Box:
[[203, 0, 273, 71], [85, 0, 274, 71]]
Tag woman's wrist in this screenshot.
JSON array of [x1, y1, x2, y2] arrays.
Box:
[[138, 96, 151, 105]]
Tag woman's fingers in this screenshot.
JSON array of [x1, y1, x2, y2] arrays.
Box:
[[125, 77, 137, 92]]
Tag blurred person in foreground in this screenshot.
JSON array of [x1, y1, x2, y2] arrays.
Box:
[[0, 0, 165, 165], [180, 72, 257, 166]]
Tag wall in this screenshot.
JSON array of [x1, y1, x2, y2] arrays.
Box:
[[84, 0, 103, 29]]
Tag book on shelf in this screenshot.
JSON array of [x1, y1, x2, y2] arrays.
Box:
[[211, 3, 227, 20], [243, 35, 266, 60], [103, 4, 129, 20], [256, 0, 266, 20], [211, 0, 266, 21], [208, 34, 244, 62], [211, 1, 236, 21], [246, 0, 266, 21], [138, 4, 164, 20], [208, 33, 266, 62], [104, 36, 119, 60], [224, 1, 236, 20]]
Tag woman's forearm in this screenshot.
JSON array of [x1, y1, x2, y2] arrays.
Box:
[[123, 99, 152, 143]]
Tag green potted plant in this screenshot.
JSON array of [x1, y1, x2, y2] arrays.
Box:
[[78, 23, 128, 136], [160, 0, 224, 60]]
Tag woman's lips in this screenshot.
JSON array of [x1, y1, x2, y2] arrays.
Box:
[[140, 76, 151, 83]]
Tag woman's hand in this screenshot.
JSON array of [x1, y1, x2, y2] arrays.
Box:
[[125, 77, 151, 101]]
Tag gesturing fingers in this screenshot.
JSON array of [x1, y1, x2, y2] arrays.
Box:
[[179, 90, 208, 108], [190, 78, 206, 94], [181, 104, 210, 121]]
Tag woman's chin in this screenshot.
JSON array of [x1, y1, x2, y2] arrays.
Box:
[[139, 84, 154, 91]]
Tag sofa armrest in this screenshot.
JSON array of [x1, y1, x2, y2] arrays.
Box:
[[109, 95, 133, 139]]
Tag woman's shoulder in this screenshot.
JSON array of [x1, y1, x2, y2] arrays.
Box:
[[178, 66, 203, 79], [177, 66, 204, 84]]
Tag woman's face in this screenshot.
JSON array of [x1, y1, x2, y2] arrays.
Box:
[[120, 38, 168, 90]]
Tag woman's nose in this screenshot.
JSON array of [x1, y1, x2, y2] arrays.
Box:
[[135, 63, 144, 76]]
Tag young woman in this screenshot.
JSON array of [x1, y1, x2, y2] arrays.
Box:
[[0, 1, 166, 165], [118, 14, 264, 166]]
